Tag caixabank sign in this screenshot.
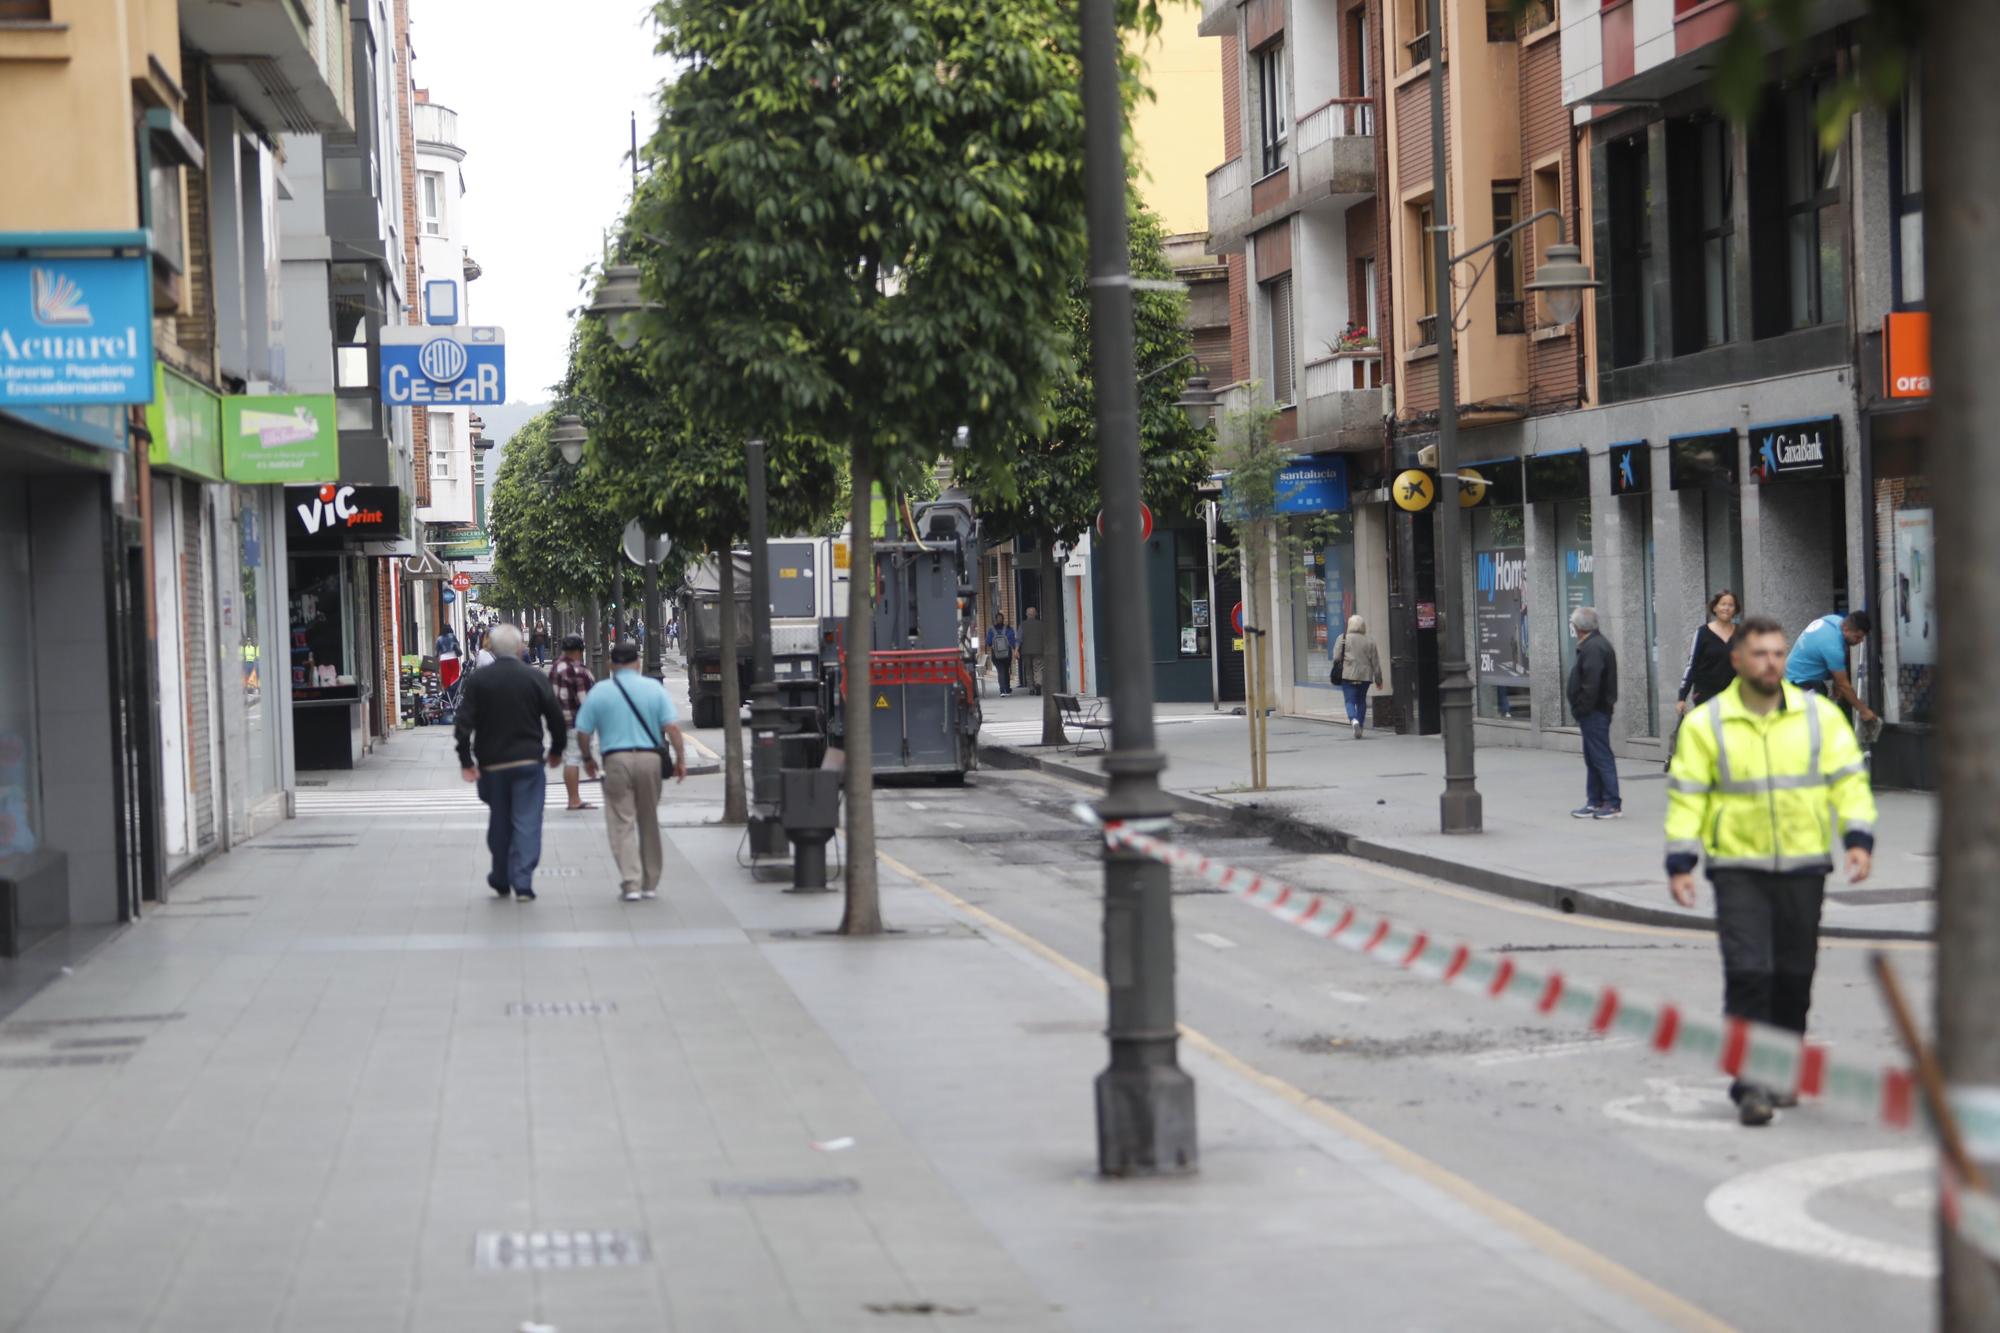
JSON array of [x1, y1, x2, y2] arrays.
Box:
[[1750, 417, 1843, 483], [379, 325, 505, 406], [0, 247, 153, 406]]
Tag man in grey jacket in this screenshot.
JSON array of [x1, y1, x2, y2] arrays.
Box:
[[1018, 605, 1045, 695], [1566, 606, 1621, 820]]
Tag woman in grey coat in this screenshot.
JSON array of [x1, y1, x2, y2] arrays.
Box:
[[1330, 614, 1384, 738]]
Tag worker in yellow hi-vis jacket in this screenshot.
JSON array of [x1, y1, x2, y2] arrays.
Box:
[[1664, 613, 1877, 1127]]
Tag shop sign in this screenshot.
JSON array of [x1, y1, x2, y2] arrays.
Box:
[[1392, 468, 1435, 512], [1458, 458, 1524, 508], [1525, 450, 1590, 504], [1474, 547, 1530, 686], [145, 364, 222, 480], [0, 252, 154, 405], [1750, 416, 1842, 483], [1609, 441, 1651, 496], [1272, 454, 1351, 515], [286, 483, 403, 550], [1884, 311, 1931, 399], [1668, 432, 1738, 491], [1892, 509, 1935, 668], [223, 393, 338, 483], [0, 402, 125, 451], [379, 325, 506, 405]]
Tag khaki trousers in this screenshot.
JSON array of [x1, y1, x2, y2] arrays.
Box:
[[602, 751, 664, 893]]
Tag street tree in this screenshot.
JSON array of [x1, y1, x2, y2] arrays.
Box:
[[566, 311, 842, 826], [487, 409, 626, 630], [956, 198, 1211, 746], [636, 0, 1095, 934], [1213, 397, 1291, 790]]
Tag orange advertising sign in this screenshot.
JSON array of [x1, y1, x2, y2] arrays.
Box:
[[1885, 311, 1931, 399]]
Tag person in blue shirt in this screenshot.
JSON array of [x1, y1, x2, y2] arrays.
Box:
[[574, 640, 687, 901], [1784, 610, 1877, 725]]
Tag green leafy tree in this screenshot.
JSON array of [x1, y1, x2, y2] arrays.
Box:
[[1213, 396, 1289, 790], [565, 310, 843, 824], [636, 0, 1098, 933], [956, 198, 1211, 745], [487, 410, 625, 625]]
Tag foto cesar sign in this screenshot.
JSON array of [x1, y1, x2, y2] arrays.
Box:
[[222, 393, 338, 483]]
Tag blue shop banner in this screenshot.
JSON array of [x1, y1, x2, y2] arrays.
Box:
[[0, 253, 154, 406], [1273, 453, 1351, 515], [379, 325, 506, 406]]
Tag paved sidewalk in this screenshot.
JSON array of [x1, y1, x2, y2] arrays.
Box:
[[0, 726, 1706, 1331], [976, 690, 1935, 939]]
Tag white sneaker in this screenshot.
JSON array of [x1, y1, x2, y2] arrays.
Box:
[[620, 889, 642, 902], [1353, 720, 1363, 739], [640, 889, 658, 900]]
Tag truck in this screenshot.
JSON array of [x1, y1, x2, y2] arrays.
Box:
[[678, 539, 837, 729]]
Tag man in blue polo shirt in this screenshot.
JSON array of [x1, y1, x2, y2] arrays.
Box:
[[574, 640, 687, 902], [1785, 610, 1877, 725]]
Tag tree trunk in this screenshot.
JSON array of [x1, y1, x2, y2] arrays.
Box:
[[1240, 533, 1266, 789], [840, 443, 883, 934], [1927, 6, 2000, 1322], [717, 552, 748, 825], [1039, 525, 1067, 745]]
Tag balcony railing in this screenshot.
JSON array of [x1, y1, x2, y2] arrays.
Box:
[[1405, 31, 1433, 66], [1199, 0, 1238, 38], [1301, 351, 1387, 446], [1416, 314, 1439, 347], [1295, 97, 1376, 154], [413, 102, 461, 153], [1304, 351, 1384, 398], [1206, 155, 1251, 252]]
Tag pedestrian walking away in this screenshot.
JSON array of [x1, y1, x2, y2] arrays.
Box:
[[1018, 605, 1044, 694], [1566, 606, 1622, 819], [453, 623, 567, 901], [435, 625, 462, 691], [1329, 614, 1383, 739], [1664, 613, 1876, 1126], [986, 614, 1018, 696], [574, 639, 688, 901], [1784, 609, 1878, 728], [1667, 589, 1740, 770], [549, 634, 597, 810]]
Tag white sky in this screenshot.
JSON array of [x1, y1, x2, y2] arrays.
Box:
[[409, 0, 673, 401]]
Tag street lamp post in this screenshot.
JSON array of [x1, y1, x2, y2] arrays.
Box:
[[1080, 0, 1196, 1178], [1422, 0, 1595, 834], [744, 438, 787, 859]]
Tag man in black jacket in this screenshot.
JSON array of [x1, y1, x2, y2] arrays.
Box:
[[1566, 606, 1622, 820], [454, 623, 567, 900]]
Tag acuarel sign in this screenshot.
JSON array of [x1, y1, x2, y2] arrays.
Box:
[[0, 252, 154, 406]]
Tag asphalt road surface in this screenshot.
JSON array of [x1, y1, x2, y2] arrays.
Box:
[[861, 764, 1938, 1333]]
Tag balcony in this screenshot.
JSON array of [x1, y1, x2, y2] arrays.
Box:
[[1199, 0, 1240, 38], [1294, 97, 1377, 199], [179, 0, 353, 134], [1206, 156, 1250, 254], [1300, 353, 1387, 450], [413, 103, 464, 159]]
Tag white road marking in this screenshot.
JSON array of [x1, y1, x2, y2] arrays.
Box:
[[943, 820, 965, 830], [907, 802, 929, 811], [1602, 1076, 1739, 1132], [1193, 931, 1238, 950], [1470, 1036, 1642, 1067], [1705, 1148, 1937, 1278], [1324, 989, 1372, 1005]]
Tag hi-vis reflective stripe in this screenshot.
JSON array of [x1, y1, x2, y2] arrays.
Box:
[[1078, 806, 1915, 1130]]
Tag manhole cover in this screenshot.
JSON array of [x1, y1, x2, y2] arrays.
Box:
[[506, 1001, 617, 1017], [710, 1177, 859, 1198], [472, 1229, 652, 1271]]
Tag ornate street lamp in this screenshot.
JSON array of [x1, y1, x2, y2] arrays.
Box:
[[1174, 375, 1220, 432], [551, 414, 589, 467], [586, 264, 651, 351]]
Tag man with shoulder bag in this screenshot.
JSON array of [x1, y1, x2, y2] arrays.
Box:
[[573, 640, 688, 902]]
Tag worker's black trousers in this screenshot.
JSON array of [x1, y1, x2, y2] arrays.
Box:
[[1710, 869, 1827, 1100]]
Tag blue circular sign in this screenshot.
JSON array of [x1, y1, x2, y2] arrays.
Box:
[[419, 337, 468, 383]]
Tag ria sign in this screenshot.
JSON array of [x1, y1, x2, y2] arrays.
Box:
[[379, 325, 505, 405]]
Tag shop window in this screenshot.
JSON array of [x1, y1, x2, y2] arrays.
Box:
[[1473, 506, 1531, 721], [1492, 183, 1524, 334], [1412, 199, 1437, 346], [1669, 116, 1734, 353], [1257, 43, 1289, 176], [1893, 64, 1924, 307], [1265, 274, 1297, 404], [1749, 74, 1845, 336], [1880, 480, 1935, 724], [1605, 134, 1654, 367], [1287, 516, 1357, 686], [1176, 539, 1211, 660], [1554, 502, 1595, 726]]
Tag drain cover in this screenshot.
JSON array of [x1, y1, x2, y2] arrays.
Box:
[[472, 1229, 652, 1271], [710, 1177, 859, 1198], [506, 1001, 617, 1017]]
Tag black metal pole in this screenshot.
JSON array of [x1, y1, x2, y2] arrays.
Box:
[[745, 438, 787, 858], [1428, 0, 1481, 833], [643, 557, 662, 677], [1081, 0, 1196, 1177]]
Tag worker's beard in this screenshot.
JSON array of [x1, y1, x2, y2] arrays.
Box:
[[1739, 673, 1783, 702]]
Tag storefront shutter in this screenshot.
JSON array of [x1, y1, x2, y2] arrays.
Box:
[[181, 484, 217, 852]]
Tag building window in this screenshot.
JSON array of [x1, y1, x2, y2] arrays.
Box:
[[1606, 134, 1654, 367], [1413, 200, 1437, 346], [0, 2, 54, 20], [1893, 64, 1924, 307], [1264, 274, 1297, 404], [1399, 0, 1432, 70], [1529, 164, 1562, 328], [1750, 75, 1845, 336], [419, 170, 445, 236], [1345, 8, 1371, 97], [431, 451, 453, 480], [1669, 116, 1734, 353], [1485, 0, 1516, 41], [1257, 44, 1288, 176], [1492, 184, 1524, 334], [1287, 516, 1357, 687]]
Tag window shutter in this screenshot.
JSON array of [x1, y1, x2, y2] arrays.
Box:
[[1269, 276, 1296, 404]]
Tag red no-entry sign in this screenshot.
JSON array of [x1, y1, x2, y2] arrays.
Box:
[[1231, 601, 1245, 634], [1094, 502, 1155, 543]]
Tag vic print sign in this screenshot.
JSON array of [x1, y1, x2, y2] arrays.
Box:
[[286, 484, 402, 550], [1751, 417, 1842, 483], [380, 325, 506, 406], [0, 253, 153, 405]]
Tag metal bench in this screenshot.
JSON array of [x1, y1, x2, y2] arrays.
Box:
[[1054, 694, 1110, 754]]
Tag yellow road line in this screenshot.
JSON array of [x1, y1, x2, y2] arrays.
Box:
[[879, 850, 1736, 1333]]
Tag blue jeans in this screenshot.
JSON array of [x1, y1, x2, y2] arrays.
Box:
[[1578, 710, 1620, 810], [1339, 681, 1369, 725], [478, 764, 546, 891]]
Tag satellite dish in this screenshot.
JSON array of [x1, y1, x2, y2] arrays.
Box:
[[621, 520, 673, 566]]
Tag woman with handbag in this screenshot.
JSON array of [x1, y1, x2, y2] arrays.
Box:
[[1665, 589, 1740, 770], [1329, 615, 1384, 739]]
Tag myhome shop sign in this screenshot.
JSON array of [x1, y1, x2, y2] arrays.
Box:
[[1751, 417, 1843, 482]]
